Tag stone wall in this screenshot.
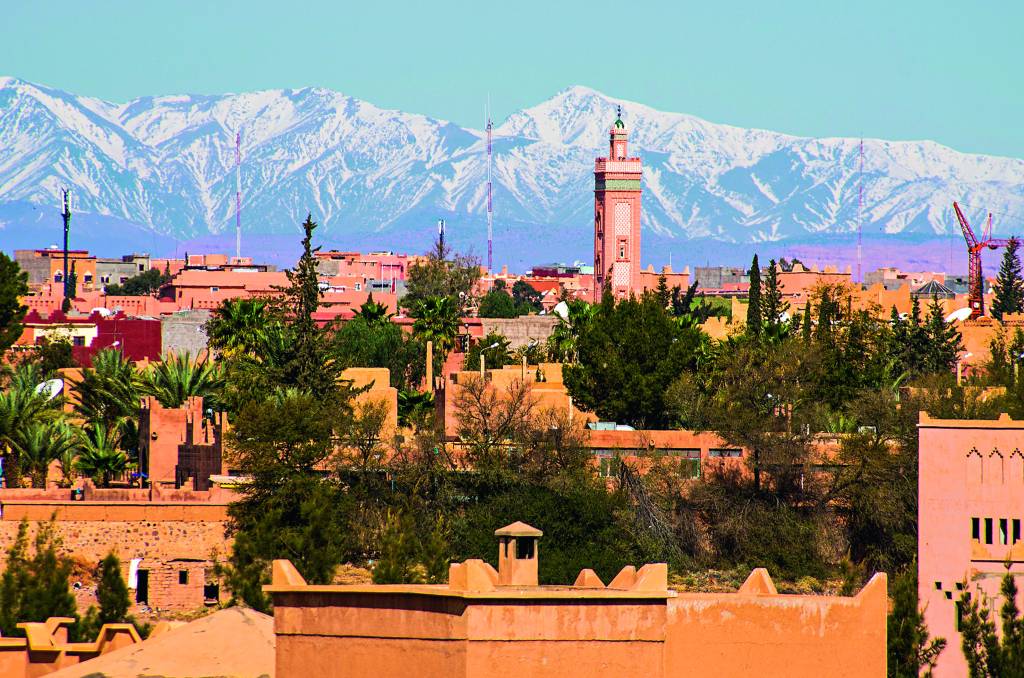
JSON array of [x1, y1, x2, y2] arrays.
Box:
[[161, 309, 211, 358], [0, 504, 230, 567], [479, 315, 558, 349]]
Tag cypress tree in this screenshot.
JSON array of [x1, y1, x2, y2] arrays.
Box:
[[801, 301, 813, 343], [0, 253, 28, 353], [747, 254, 762, 337], [924, 296, 963, 374], [95, 552, 130, 625], [887, 566, 946, 677], [991, 237, 1024, 320], [655, 274, 670, 309], [761, 259, 789, 331]]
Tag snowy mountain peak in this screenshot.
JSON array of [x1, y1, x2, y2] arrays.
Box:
[[0, 77, 1023, 260]]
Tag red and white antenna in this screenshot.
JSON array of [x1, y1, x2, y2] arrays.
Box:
[[486, 98, 494, 272], [857, 138, 863, 282], [235, 130, 242, 260]]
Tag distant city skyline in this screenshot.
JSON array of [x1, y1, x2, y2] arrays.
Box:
[[1, 0, 1021, 159]]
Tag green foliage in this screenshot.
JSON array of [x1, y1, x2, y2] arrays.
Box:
[[761, 259, 790, 332], [746, 254, 762, 337], [959, 567, 1024, 677], [464, 331, 513, 372], [205, 297, 277, 358], [372, 509, 449, 584], [991, 237, 1024, 321], [143, 352, 223, 408], [411, 296, 460, 358], [888, 565, 946, 677], [32, 336, 77, 374], [19, 421, 77, 488], [0, 253, 28, 354], [77, 550, 141, 641], [564, 291, 703, 428], [511, 280, 543, 313], [0, 519, 77, 637], [71, 349, 143, 459], [104, 267, 171, 296], [547, 299, 594, 363], [333, 310, 423, 390], [404, 234, 481, 315], [74, 425, 129, 487]]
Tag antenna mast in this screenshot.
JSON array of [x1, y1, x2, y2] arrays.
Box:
[[61, 188, 71, 306], [857, 138, 863, 283], [486, 101, 494, 272], [235, 130, 242, 260]]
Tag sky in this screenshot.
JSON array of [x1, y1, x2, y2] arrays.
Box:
[[1, 0, 1022, 158]]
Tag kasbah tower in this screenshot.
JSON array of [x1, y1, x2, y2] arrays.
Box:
[[593, 105, 642, 302]]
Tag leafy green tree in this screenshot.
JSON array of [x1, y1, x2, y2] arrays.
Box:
[[959, 568, 1024, 677], [0, 253, 28, 354], [478, 281, 520, 318], [94, 552, 131, 626], [404, 234, 481, 314], [143, 352, 223, 408], [0, 377, 60, 486], [464, 331, 513, 372], [746, 254, 762, 337], [0, 519, 77, 637], [888, 565, 946, 677], [104, 267, 171, 296], [32, 336, 76, 374], [511, 280, 543, 313], [991, 237, 1024, 321], [564, 291, 704, 428]]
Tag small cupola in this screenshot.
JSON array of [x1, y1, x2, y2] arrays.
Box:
[[495, 521, 542, 586]]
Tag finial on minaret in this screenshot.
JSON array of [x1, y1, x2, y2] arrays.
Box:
[[617, 104, 622, 118]]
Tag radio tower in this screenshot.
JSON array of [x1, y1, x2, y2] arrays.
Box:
[[857, 138, 863, 282], [235, 130, 242, 260], [486, 103, 494, 272]]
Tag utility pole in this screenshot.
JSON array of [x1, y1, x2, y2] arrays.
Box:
[[235, 130, 242, 260], [486, 100, 494, 272], [61, 188, 71, 308], [857, 139, 863, 283]]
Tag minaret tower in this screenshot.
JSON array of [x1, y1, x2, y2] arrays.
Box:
[[593, 106, 642, 301]]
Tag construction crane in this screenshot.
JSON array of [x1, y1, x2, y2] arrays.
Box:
[[953, 201, 1008, 319]]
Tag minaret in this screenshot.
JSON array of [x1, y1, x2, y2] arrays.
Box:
[[593, 106, 642, 301]]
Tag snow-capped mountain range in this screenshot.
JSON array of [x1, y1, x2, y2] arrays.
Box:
[[1, 76, 1022, 265]]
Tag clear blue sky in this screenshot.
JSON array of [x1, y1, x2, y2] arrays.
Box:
[[2, 0, 1021, 158]]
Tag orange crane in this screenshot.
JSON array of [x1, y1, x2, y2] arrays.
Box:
[[953, 201, 1008, 319]]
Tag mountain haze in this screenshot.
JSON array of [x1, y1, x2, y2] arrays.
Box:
[[1, 76, 1022, 264]]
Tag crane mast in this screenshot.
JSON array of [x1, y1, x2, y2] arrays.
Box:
[[954, 201, 1008, 319]]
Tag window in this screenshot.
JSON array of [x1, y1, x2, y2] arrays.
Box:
[[210, 286, 219, 292], [1001, 519, 1009, 545], [955, 601, 963, 631], [355, 283, 362, 291], [72, 336, 85, 347], [1014, 519, 1021, 544], [178, 570, 189, 585], [83, 274, 93, 283], [972, 517, 981, 541], [934, 581, 942, 590], [515, 537, 535, 559], [709, 448, 743, 458], [985, 518, 994, 545]]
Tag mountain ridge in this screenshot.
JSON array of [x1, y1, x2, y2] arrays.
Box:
[[1, 76, 1022, 265]]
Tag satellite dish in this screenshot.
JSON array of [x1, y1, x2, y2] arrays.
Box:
[[90, 307, 113, 317], [945, 307, 973, 323], [34, 379, 64, 401], [553, 301, 570, 322]]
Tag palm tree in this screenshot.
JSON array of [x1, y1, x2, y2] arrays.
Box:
[[72, 349, 142, 458], [412, 297, 460, 356], [143, 352, 223, 409], [74, 426, 128, 487], [18, 421, 78, 488], [206, 297, 274, 357], [0, 382, 58, 486], [547, 299, 595, 363], [354, 294, 394, 325]]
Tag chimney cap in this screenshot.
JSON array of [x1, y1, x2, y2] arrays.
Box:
[[495, 521, 542, 538]]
